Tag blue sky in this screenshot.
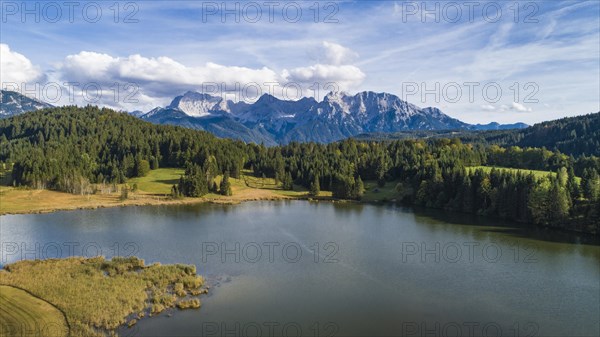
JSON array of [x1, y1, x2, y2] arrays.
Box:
[[1, 0, 599, 124]]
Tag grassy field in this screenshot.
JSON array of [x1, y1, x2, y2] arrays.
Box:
[[0, 285, 69, 337], [0, 257, 205, 337], [126, 168, 311, 199], [129, 168, 184, 195], [1, 168, 408, 214], [361, 180, 401, 202], [467, 166, 555, 178], [0, 168, 308, 215]]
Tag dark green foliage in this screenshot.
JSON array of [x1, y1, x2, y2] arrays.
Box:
[[581, 169, 600, 201], [1, 106, 252, 192], [134, 157, 150, 177], [358, 112, 600, 158], [170, 185, 182, 199], [1, 107, 598, 233], [309, 175, 320, 197], [220, 171, 232, 196], [282, 171, 294, 191], [178, 164, 208, 197]]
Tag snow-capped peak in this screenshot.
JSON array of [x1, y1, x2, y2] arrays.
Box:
[[168, 91, 230, 117], [324, 91, 352, 114]]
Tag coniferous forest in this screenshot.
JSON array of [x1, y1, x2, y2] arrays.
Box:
[[1, 106, 599, 233]]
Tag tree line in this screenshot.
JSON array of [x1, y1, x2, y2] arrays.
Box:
[[1, 106, 598, 233]]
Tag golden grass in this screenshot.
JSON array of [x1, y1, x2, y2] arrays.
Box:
[[0, 257, 205, 337], [0, 285, 69, 337], [0, 169, 316, 215], [467, 166, 582, 183]]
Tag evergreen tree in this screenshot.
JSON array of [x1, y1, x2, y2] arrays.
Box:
[[354, 176, 364, 200], [582, 169, 600, 201], [220, 171, 232, 196], [309, 175, 320, 197], [282, 171, 294, 191], [133, 157, 150, 177]]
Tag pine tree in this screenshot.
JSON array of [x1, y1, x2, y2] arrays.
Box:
[[582, 169, 600, 201], [566, 167, 580, 202], [282, 172, 294, 191], [220, 171, 232, 196], [548, 178, 570, 224], [354, 176, 364, 200], [309, 175, 320, 197]]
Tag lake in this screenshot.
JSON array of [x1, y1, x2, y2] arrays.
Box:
[[1, 201, 598, 336]]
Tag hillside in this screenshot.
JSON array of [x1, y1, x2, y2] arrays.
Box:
[[0, 90, 53, 118], [357, 112, 600, 157]]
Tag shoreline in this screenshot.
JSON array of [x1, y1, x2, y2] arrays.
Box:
[[2, 186, 596, 237], [0, 189, 306, 216]]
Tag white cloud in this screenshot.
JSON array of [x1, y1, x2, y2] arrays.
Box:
[[321, 41, 358, 66], [281, 42, 364, 95], [283, 64, 365, 91], [511, 102, 533, 112], [60, 51, 280, 91], [0, 44, 44, 89], [57, 51, 283, 109], [54, 43, 367, 109], [481, 104, 496, 111]]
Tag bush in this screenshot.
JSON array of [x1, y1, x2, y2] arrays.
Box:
[[176, 299, 201, 309]]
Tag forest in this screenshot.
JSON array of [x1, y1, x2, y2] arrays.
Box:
[[1, 106, 599, 233], [359, 112, 600, 158]]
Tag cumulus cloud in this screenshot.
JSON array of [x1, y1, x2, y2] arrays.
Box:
[[481, 104, 496, 111], [283, 64, 365, 91], [510, 102, 533, 112], [60, 52, 280, 92], [282, 42, 365, 95], [321, 41, 359, 66], [0, 44, 45, 90], [2, 41, 367, 110], [57, 51, 283, 109], [57, 43, 366, 108]]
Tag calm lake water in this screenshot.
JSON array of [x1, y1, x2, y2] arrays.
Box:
[[1, 201, 599, 337]]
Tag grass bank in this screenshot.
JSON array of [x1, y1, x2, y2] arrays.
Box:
[[0, 285, 69, 337], [0, 169, 308, 215], [2, 166, 564, 215], [0, 257, 206, 337]]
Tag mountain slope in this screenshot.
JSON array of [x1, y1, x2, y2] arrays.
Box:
[[356, 112, 600, 157], [512, 112, 600, 156], [0, 90, 53, 118], [142, 107, 277, 145], [142, 91, 526, 144]]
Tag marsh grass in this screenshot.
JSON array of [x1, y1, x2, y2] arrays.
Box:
[[0, 257, 206, 337]]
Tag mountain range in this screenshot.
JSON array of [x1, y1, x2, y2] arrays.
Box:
[[0, 90, 528, 144], [0, 90, 53, 118], [139, 91, 528, 145]]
